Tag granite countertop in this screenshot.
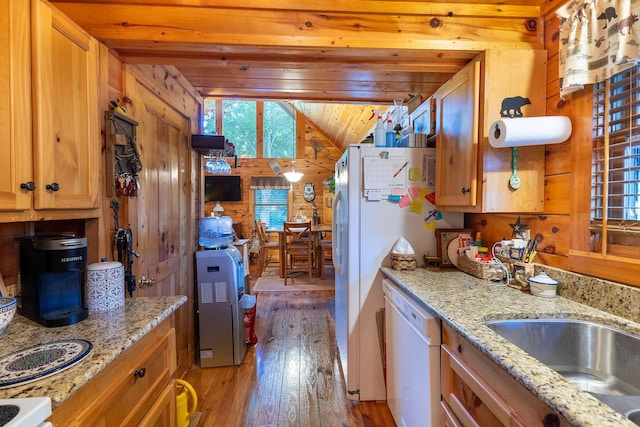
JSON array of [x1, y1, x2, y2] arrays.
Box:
[[381, 266, 638, 427], [0, 295, 186, 408]]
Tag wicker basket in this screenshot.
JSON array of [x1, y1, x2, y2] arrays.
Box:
[[457, 254, 499, 280], [390, 253, 416, 270]]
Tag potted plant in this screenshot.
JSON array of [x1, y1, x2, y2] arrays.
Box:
[[323, 175, 335, 194]]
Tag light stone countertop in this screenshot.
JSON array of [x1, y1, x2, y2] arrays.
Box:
[[380, 266, 638, 427], [0, 295, 186, 408]]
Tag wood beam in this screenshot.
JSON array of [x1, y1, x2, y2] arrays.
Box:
[[50, 3, 543, 51], [52, 0, 542, 19]]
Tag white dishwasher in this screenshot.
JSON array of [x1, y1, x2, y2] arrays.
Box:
[[383, 279, 441, 427]]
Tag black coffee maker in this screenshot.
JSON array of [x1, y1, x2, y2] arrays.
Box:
[[18, 236, 89, 327]]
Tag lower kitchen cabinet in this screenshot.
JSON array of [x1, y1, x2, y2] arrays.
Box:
[[441, 323, 571, 426], [51, 317, 177, 426], [139, 380, 177, 427]]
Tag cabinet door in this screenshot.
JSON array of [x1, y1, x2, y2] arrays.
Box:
[[31, 0, 99, 210], [436, 60, 480, 207], [0, 0, 33, 212]]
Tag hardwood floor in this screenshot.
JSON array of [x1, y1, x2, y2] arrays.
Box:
[[182, 261, 396, 427]]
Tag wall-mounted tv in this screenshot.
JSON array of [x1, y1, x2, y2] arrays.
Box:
[[204, 175, 242, 202]]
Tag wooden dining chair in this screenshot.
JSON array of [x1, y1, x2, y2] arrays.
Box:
[[283, 221, 313, 285], [317, 232, 333, 278], [256, 220, 279, 268]]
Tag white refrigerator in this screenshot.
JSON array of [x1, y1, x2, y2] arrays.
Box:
[[333, 144, 463, 401]]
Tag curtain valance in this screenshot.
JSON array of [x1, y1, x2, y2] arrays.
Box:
[[557, 0, 640, 97], [249, 176, 290, 189]]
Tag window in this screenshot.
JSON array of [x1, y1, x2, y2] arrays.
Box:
[[203, 99, 217, 134], [591, 64, 640, 251], [263, 101, 296, 158], [222, 100, 257, 158], [203, 99, 296, 158], [254, 189, 289, 230]]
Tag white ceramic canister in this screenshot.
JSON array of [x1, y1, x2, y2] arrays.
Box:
[[85, 258, 125, 311], [527, 272, 560, 298]]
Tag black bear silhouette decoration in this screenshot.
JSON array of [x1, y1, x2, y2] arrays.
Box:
[[500, 96, 531, 118]]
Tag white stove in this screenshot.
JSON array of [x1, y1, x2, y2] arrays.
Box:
[[0, 397, 51, 426]]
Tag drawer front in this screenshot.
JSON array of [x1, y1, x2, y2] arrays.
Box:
[[440, 401, 462, 427], [138, 381, 176, 427], [85, 327, 175, 426]]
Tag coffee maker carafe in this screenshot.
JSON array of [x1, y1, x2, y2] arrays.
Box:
[[18, 236, 89, 327]]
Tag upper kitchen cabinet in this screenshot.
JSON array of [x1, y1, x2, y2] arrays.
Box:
[[31, 0, 100, 211], [0, 0, 33, 213], [0, 0, 100, 221], [435, 50, 547, 213]]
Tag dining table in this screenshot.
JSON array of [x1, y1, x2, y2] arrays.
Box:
[[267, 224, 332, 278]]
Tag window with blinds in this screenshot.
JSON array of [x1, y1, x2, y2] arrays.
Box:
[[591, 64, 640, 250], [254, 189, 289, 230]]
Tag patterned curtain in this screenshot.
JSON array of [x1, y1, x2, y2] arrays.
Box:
[[249, 176, 290, 189], [557, 0, 640, 97]]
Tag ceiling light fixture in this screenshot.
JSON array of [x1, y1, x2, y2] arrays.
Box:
[[284, 160, 303, 182]]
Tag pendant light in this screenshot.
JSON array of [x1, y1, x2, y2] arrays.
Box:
[[284, 160, 303, 182]]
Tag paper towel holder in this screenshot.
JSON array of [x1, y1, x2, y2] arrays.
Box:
[[488, 116, 573, 191]]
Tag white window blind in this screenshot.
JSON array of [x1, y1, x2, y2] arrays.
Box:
[[591, 64, 640, 247], [254, 188, 289, 230]]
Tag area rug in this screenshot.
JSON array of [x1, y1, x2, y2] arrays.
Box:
[[252, 266, 335, 292]]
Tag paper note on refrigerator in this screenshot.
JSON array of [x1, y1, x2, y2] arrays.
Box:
[[363, 156, 407, 195]]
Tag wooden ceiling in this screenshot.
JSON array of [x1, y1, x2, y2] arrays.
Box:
[[50, 0, 561, 149]]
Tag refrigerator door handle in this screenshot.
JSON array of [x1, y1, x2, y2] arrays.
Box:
[[332, 188, 343, 276]]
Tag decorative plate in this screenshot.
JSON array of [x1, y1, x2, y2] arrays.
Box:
[[0, 339, 92, 389], [447, 239, 460, 268]]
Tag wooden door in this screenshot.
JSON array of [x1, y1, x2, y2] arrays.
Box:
[[0, 0, 32, 212], [125, 68, 193, 375], [436, 60, 480, 208], [31, 0, 100, 210]]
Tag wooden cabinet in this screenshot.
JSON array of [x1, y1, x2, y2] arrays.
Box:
[[0, 0, 100, 221], [0, 0, 33, 213], [435, 61, 480, 208], [435, 50, 547, 213], [52, 317, 177, 426], [441, 323, 571, 426], [409, 96, 436, 137]]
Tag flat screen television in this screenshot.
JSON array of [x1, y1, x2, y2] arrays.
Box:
[[204, 175, 242, 202]]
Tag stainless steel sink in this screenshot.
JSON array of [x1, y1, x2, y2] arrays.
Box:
[[486, 318, 640, 423]]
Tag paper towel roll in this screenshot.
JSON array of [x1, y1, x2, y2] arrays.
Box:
[[488, 116, 572, 148], [85, 259, 125, 311]]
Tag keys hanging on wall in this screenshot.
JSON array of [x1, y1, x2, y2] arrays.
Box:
[[114, 172, 139, 197]]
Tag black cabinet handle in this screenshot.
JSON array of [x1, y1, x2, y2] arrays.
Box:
[[20, 182, 36, 191], [46, 183, 60, 192], [133, 367, 146, 378], [461, 187, 470, 194]]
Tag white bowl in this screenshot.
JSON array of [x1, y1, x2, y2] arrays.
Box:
[[0, 297, 17, 336]]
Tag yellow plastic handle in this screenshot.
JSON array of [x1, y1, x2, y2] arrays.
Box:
[[176, 379, 198, 416]]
